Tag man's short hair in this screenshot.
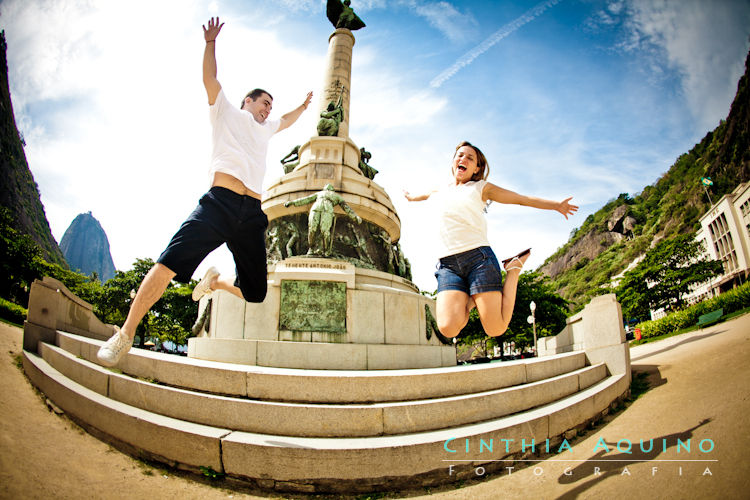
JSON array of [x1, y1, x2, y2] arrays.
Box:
[[240, 88, 273, 108]]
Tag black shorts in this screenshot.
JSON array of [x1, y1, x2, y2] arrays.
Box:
[[157, 186, 269, 302]]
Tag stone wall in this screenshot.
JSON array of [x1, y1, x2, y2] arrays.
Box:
[[23, 277, 115, 353], [538, 294, 631, 379]]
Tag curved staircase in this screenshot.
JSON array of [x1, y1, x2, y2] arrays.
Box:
[[22, 277, 630, 494]]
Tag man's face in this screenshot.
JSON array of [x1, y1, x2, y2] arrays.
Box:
[[245, 93, 273, 123]]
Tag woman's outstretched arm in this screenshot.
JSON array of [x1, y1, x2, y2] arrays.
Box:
[[482, 183, 578, 219], [403, 189, 437, 202]]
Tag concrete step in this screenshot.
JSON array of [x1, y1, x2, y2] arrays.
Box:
[[22, 345, 629, 493], [57, 331, 588, 403], [38, 341, 608, 437], [21, 349, 227, 474]]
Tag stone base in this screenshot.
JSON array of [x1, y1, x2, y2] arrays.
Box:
[[263, 136, 401, 242], [187, 338, 456, 370], [188, 257, 455, 370]]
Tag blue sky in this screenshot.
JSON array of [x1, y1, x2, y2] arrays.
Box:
[[2, 0, 749, 292]]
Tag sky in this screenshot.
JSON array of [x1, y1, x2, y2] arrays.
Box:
[[2, 0, 749, 293]]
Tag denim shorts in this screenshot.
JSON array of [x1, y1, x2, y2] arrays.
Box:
[[435, 246, 503, 295], [157, 187, 269, 302]]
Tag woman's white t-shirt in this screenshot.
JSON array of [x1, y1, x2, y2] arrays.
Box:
[[433, 180, 490, 258], [207, 89, 280, 193]]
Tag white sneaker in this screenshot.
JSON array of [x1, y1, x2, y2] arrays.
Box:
[[192, 266, 220, 301], [97, 327, 133, 367]]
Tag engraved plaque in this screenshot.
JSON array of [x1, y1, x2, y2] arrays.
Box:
[[314, 164, 335, 179], [279, 280, 347, 333]]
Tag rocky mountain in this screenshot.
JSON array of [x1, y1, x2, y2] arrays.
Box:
[[540, 49, 750, 311], [0, 31, 66, 267], [59, 212, 116, 282]]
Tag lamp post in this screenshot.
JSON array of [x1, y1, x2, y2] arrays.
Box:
[[529, 301, 537, 356]]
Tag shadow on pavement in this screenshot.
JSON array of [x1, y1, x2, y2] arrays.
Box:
[[554, 419, 713, 499], [630, 364, 668, 393]]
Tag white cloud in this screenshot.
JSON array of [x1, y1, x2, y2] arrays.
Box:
[[413, 1, 478, 42], [621, 0, 750, 131], [3, 0, 325, 277], [5, 0, 749, 294]]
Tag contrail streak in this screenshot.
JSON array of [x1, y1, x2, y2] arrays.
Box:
[[430, 0, 564, 88]]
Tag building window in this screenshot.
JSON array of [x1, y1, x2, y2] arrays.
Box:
[[708, 213, 738, 274]]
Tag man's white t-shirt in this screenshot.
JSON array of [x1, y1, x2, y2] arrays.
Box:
[[433, 180, 490, 258], [208, 89, 281, 193]]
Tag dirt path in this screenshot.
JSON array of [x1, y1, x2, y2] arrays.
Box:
[[0, 323, 261, 500], [1, 315, 748, 499]]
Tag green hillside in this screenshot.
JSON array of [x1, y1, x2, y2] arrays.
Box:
[[541, 50, 750, 312], [0, 31, 66, 267]]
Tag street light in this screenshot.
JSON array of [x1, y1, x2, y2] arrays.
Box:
[[529, 301, 537, 356]]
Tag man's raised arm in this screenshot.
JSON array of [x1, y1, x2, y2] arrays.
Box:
[[202, 17, 224, 105], [278, 91, 314, 132]]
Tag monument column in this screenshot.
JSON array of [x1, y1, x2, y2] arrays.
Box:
[[188, 1, 455, 370], [319, 28, 355, 139]]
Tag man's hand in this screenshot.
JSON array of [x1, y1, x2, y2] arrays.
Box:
[[203, 17, 224, 105], [278, 91, 315, 133], [203, 17, 224, 43]]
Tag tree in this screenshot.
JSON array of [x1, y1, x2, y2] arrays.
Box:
[[0, 207, 43, 305], [0, 206, 199, 351], [616, 234, 723, 320], [147, 280, 198, 351], [505, 271, 569, 353]]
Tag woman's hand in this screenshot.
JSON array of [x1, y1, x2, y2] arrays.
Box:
[[403, 189, 432, 202], [557, 197, 578, 219]]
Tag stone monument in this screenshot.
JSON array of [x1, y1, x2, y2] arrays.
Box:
[[188, 2, 455, 370]]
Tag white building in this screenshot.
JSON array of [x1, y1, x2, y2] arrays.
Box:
[[613, 182, 750, 321], [694, 181, 750, 298]]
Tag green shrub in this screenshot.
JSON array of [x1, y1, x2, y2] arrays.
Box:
[[0, 297, 27, 325], [637, 282, 750, 338]]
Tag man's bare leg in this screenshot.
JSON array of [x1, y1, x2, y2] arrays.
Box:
[[211, 277, 244, 300], [120, 263, 176, 339]]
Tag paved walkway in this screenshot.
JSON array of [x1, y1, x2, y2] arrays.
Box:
[[1, 314, 748, 499], [415, 313, 750, 499]]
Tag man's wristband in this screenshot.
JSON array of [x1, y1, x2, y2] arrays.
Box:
[[206, 40, 216, 44]]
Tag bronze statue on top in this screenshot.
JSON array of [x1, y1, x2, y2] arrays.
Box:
[[326, 0, 366, 31]]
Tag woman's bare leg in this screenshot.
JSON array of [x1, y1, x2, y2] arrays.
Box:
[[436, 290, 473, 338], [473, 251, 530, 337]]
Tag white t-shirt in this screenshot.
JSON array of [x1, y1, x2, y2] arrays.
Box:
[[433, 180, 490, 258], [207, 89, 281, 193]]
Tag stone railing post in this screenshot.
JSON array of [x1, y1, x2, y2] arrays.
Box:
[[23, 277, 114, 353], [538, 294, 630, 380]]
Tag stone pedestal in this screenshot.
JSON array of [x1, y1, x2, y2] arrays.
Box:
[[187, 257, 455, 370], [264, 136, 400, 245]]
